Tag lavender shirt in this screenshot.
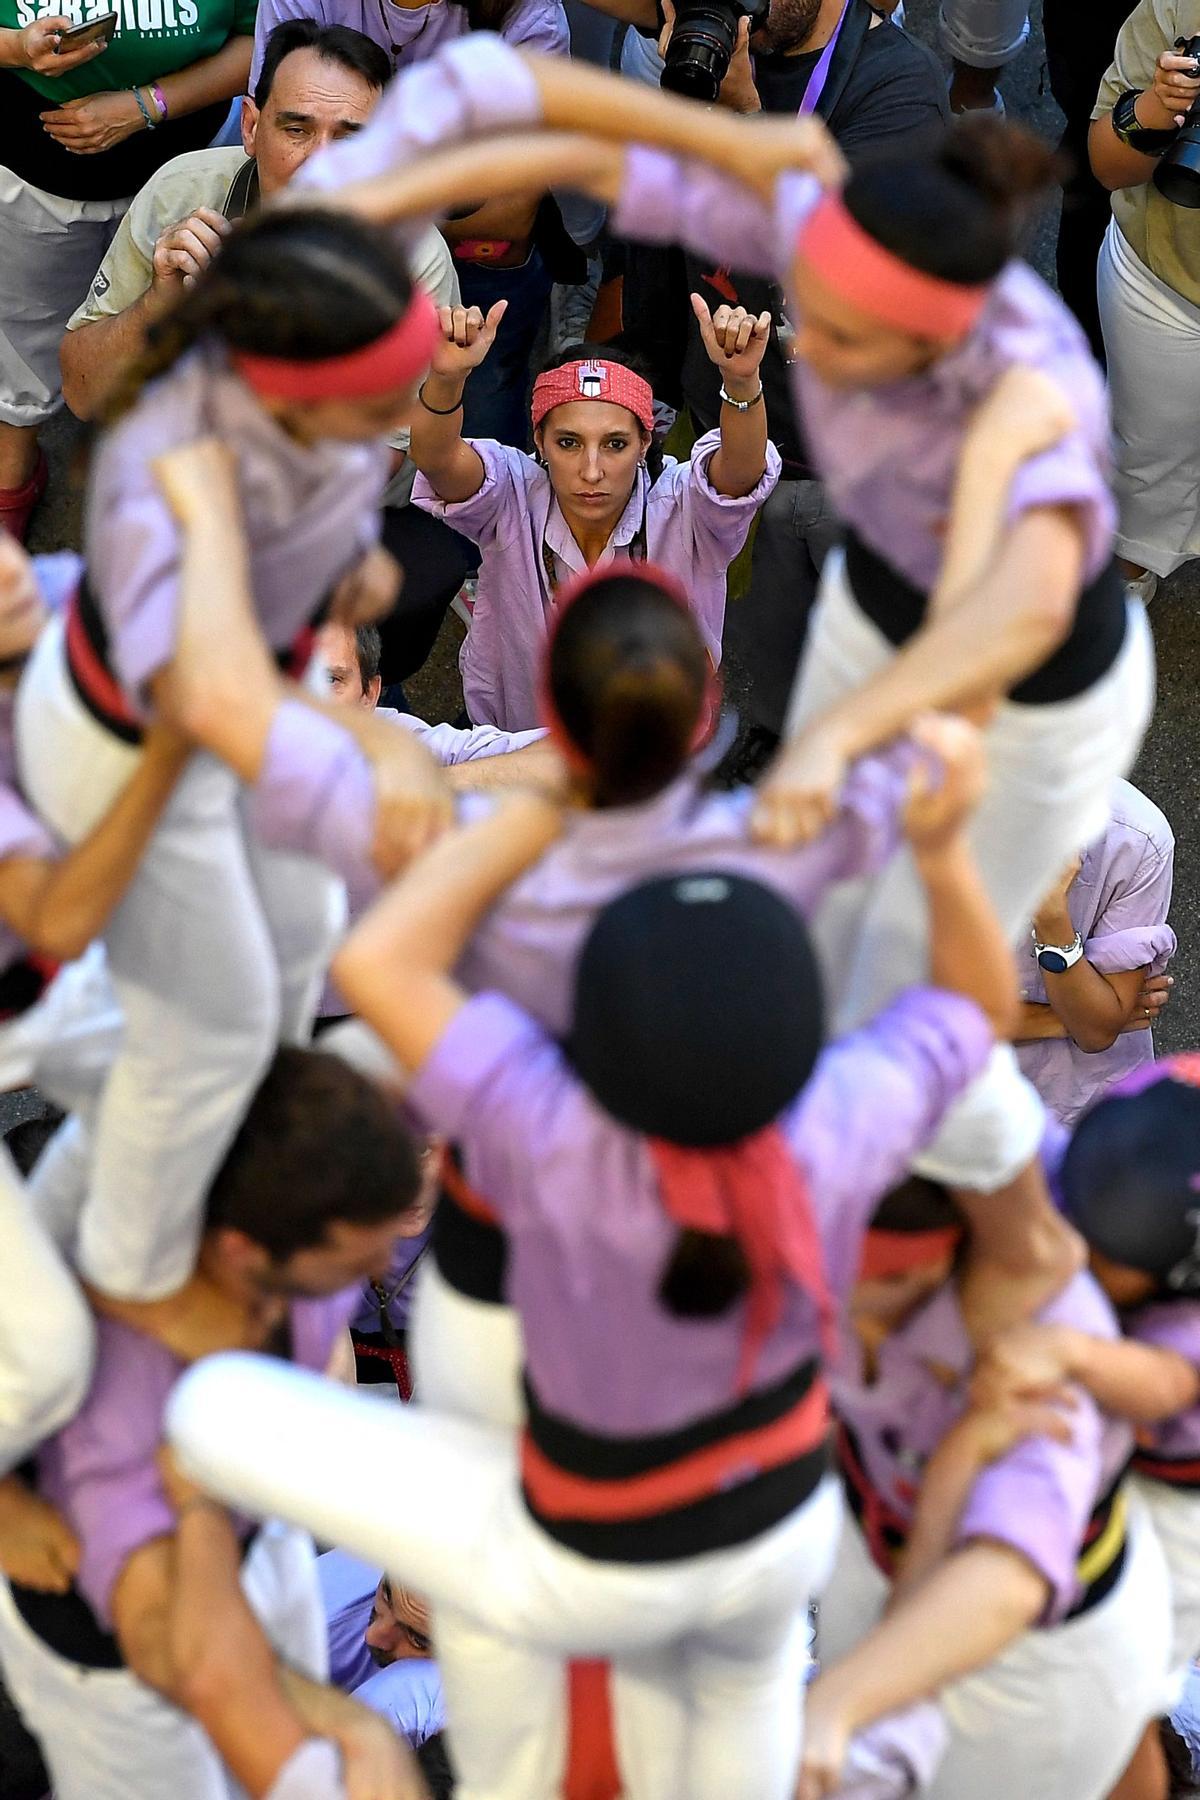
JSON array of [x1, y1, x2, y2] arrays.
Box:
[[837, 1707, 949, 1800], [831, 1270, 1131, 1625], [317, 1550, 446, 1742], [253, 700, 543, 924], [86, 345, 389, 712], [407, 986, 992, 1436], [37, 1289, 357, 1629], [1017, 779, 1175, 1127], [1127, 1301, 1200, 1464], [250, 0, 567, 90], [412, 433, 781, 730], [256, 716, 913, 1037]]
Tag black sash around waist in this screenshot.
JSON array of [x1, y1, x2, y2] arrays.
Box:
[[843, 531, 1129, 705], [521, 1355, 831, 1564]]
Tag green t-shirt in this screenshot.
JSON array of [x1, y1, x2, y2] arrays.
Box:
[[7, 0, 258, 100], [1094, 0, 1200, 307]]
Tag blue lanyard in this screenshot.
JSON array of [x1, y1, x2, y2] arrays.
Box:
[[796, 0, 852, 115]]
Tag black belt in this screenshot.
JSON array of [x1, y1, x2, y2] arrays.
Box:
[[843, 531, 1129, 705]]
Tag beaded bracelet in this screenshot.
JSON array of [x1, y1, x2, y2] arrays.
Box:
[[131, 85, 157, 130]]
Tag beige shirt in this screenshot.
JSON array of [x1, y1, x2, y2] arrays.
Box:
[[66, 144, 460, 502], [1094, 0, 1200, 306]]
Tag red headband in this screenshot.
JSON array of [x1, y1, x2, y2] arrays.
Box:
[[531, 360, 656, 434], [538, 561, 721, 775], [859, 1226, 963, 1283], [796, 192, 990, 340], [231, 286, 438, 404]]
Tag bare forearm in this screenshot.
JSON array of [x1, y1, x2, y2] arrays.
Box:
[[321, 132, 622, 232], [407, 370, 485, 501], [444, 737, 563, 792], [1014, 1000, 1070, 1041], [168, 509, 281, 782], [1042, 964, 1134, 1050], [893, 1429, 988, 1597], [61, 292, 166, 421], [341, 795, 561, 983], [707, 387, 769, 498], [525, 50, 759, 168], [814, 1545, 1047, 1734], [1069, 1329, 1200, 1422], [155, 34, 253, 119], [17, 734, 185, 959], [821, 517, 1082, 765], [919, 840, 1017, 1039], [1088, 107, 1165, 191]]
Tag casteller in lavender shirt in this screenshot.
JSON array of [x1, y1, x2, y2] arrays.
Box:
[[411, 431, 781, 731], [37, 1289, 357, 1630], [1016, 778, 1175, 1127], [406, 984, 993, 1439], [831, 1265, 1132, 1626]]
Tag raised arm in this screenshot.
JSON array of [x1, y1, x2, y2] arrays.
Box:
[[799, 1542, 1048, 1800], [690, 295, 773, 498], [975, 1320, 1200, 1425], [154, 441, 454, 876], [930, 368, 1078, 617], [755, 504, 1085, 847], [334, 793, 563, 1073], [408, 304, 503, 503]]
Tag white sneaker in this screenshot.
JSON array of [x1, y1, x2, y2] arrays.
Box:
[[1123, 569, 1159, 606]]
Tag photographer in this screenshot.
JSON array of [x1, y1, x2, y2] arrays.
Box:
[[615, 0, 947, 747], [1091, 3, 1200, 603]]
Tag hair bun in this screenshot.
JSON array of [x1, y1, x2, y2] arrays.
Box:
[[940, 114, 1065, 214]]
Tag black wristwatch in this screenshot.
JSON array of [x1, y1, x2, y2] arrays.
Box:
[[1112, 87, 1182, 154]]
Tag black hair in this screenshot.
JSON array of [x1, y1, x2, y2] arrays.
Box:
[[844, 115, 1064, 286], [4, 1106, 67, 1179], [450, 0, 520, 28], [535, 340, 664, 479], [354, 623, 383, 690], [868, 1174, 962, 1235], [416, 1732, 455, 1800], [548, 570, 708, 808], [660, 1230, 750, 1318], [253, 19, 393, 109], [204, 1046, 420, 1261], [105, 208, 415, 420]]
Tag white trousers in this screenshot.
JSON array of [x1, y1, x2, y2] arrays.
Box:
[[785, 555, 1156, 1188], [818, 1499, 1173, 1800], [0, 947, 124, 1469], [1098, 217, 1200, 578], [938, 0, 1028, 65], [408, 1258, 525, 1429], [0, 167, 127, 428], [169, 1354, 844, 1800], [0, 1519, 325, 1800], [15, 617, 346, 1300], [1132, 1475, 1200, 1677]]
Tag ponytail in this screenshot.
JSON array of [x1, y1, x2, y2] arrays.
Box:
[[104, 207, 415, 422], [658, 1226, 751, 1317], [844, 115, 1065, 286], [548, 572, 708, 808]]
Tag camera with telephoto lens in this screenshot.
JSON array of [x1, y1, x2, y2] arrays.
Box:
[[660, 0, 771, 103], [1153, 34, 1200, 206]]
